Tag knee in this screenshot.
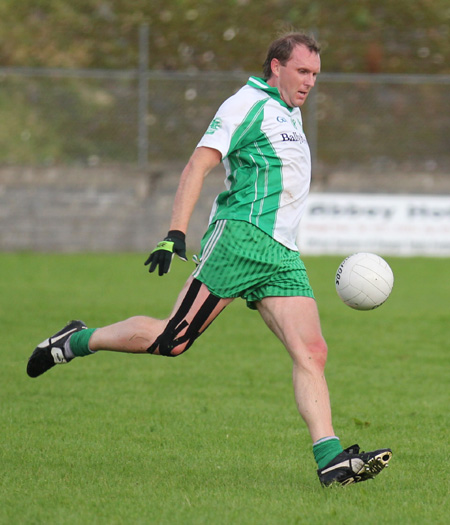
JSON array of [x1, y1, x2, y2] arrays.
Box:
[[310, 338, 328, 369], [293, 338, 328, 372], [147, 319, 196, 357], [167, 341, 190, 357], [152, 337, 193, 358]]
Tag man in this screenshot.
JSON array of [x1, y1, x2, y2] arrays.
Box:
[[27, 33, 392, 487]]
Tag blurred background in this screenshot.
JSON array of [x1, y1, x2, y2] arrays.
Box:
[[0, 0, 449, 252]]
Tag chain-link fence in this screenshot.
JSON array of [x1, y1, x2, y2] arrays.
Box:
[[1, 66, 448, 183], [310, 73, 450, 174]]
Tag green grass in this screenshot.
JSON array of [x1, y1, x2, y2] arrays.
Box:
[[0, 253, 448, 524]]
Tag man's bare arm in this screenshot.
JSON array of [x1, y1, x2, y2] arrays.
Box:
[[169, 146, 222, 234]]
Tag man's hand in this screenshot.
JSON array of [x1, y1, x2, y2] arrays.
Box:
[[144, 230, 187, 276]]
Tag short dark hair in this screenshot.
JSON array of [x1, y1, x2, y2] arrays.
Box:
[[262, 32, 320, 80]]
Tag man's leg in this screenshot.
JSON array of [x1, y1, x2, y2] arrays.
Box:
[[89, 277, 232, 355], [256, 295, 334, 443], [257, 295, 392, 486], [27, 276, 232, 377]]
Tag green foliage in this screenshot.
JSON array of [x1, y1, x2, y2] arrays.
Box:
[[0, 0, 448, 74], [0, 253, 448, 523]]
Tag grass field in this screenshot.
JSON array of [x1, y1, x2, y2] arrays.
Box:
[[0, 253, 448, 524]]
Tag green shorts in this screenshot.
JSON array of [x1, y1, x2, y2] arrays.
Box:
[[192, 219, 315, 309]]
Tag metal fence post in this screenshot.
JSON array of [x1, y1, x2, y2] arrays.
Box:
[[307, 27, 319, 175], [138, 23, 149, 169], [307, 83, 318, 176]]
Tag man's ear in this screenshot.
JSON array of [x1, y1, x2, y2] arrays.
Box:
[[270, 58, 280, 77]]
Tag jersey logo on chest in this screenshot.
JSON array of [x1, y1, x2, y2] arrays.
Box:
[[281, 131, 306, 143]]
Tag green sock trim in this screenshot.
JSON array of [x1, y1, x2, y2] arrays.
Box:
[[313, 437, 344, 469], [69, 328, 97, 357]]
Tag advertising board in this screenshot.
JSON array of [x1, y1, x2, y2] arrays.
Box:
[[297, 193, 450, 256]]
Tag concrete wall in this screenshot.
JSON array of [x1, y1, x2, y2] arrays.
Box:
[[0, 164, 221, 252], [1, 164, 449, 252]]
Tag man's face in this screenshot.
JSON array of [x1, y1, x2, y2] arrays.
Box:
[[268, 45, 321, 107]]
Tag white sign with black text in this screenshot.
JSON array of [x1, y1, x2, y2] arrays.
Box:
[[297, 193, 450, 256]]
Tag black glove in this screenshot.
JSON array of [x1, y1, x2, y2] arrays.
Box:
[[144, 230, 187, 276]]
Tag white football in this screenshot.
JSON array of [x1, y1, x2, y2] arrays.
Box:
[[335, 253, 394, 310]]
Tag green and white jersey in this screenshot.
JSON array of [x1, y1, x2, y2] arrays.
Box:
[[197, 76, 311, 251]]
